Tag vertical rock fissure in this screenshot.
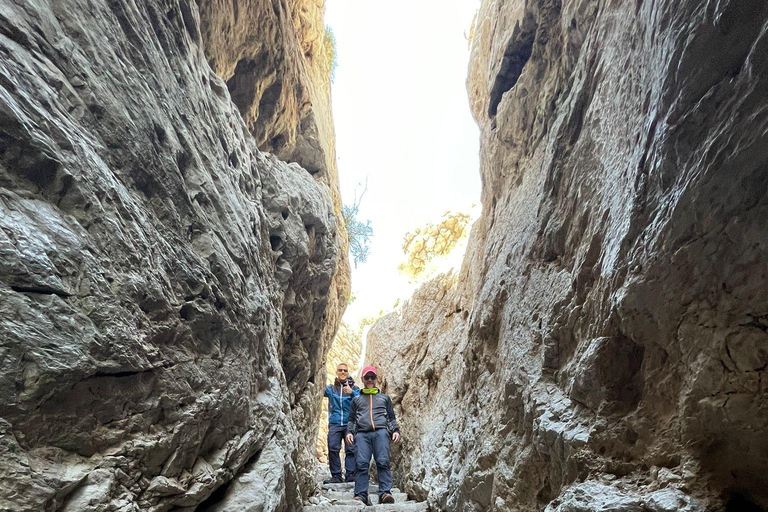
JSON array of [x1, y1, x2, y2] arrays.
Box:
[[488, 14, 537, 117]]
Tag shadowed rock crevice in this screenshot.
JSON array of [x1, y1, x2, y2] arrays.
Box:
[[195, 436, 268, 511], [564, 335, 645, 415], [9, 285, 72, 297], [488, 13, 537, 118], [725, 493, 766, 512]]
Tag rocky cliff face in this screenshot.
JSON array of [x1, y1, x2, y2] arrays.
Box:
[[369, 0, 768, 510], [0, 0, 346, 511], [198, 0, 351, 498], [199, 0, 337, 177]]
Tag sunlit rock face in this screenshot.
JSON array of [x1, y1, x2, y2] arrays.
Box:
[[369, 0, 768, 510], [198, 0, 338, 179], [0, 0, 346, 511]]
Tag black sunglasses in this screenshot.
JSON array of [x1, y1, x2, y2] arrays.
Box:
[[363, 374, 376, 380], [337, 369, 349, 373]]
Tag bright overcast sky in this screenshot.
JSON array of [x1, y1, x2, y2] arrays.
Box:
[[326, 0, 481, 324]]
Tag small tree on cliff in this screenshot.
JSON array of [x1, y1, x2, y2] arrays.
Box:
[[343, 179, 373, 268], [323, 26, 338, 82], [399, 210, 471, 280]]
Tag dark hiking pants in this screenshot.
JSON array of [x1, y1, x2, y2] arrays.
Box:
[[328, 424, 355, 478], [353, 429, 392, 502]]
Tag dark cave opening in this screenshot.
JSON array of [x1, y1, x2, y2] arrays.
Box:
[[488, 14, 538, 118], [725, 493, 766, 512]]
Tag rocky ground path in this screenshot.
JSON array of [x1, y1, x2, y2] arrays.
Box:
[[303, 467, 428, 511]]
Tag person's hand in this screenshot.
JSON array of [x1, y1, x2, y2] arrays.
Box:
[[342, 384, 352, 395], [346, 433, 354, 444], [392, 432, 401, 443]]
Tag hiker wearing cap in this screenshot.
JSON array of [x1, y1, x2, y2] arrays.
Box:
[[345, 365, 400, 505], [323, 363, 360, 484]]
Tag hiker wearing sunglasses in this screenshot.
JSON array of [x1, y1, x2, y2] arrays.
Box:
[[323, 363, 360, 484], [345, 366, 400, 505]]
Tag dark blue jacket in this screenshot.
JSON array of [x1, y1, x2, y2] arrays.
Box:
[[346, 389, 399, 435], [325, 382, 360, 426]]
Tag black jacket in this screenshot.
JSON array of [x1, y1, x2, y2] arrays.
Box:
[[346, 390, 399, 435]]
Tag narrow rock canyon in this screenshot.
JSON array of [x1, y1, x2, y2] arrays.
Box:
[[2, 0, 768, 511]]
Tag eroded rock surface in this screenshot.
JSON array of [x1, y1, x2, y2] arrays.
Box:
[[369, 0, 768, 510], [199, 0, 338, 178], [199, 0, 351, 495], [0, 0, 346, 510]]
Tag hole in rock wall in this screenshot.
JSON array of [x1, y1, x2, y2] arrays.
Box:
[[725, 493, 766, 512], [24, 157, 59, 189], [488, 14, 537, 117], [153, 123, 167, 145], [196, 483, 229, 511], [271, 132, 288, 151], [179, 303, 195, 321], [176, 150, 192, 175], [225, 55, 267, 118], [258, 80, 283, 124]]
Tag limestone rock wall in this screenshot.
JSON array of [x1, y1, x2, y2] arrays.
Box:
[[197, 0, 350, 494], [369, 0, 768, 510], [198, 0, 339, 179], [0, 0, 346, 511]]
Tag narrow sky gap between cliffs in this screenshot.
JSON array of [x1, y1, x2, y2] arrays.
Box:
[[326, 0, 482, 327]]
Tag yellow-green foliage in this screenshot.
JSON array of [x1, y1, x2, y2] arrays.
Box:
[[399, 211, 471, 279], [323, 26, 337, 81]]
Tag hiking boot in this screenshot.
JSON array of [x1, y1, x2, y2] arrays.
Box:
[[354, 496, 371, 506], [344, 473, 355, 482], [323, 475, 344, 484], [380, 493, 395, 504]]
